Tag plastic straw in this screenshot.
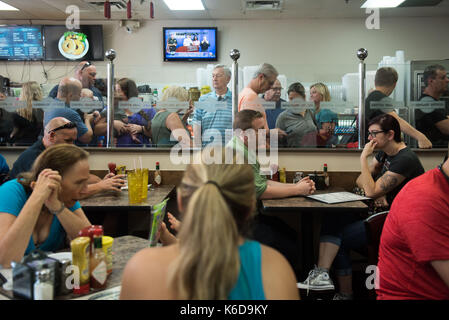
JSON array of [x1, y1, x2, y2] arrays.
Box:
[[133, 159, 137, 171], [139, 156, 143, 170]]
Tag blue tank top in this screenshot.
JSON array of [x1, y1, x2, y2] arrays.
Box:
[[228, 240, 266, 300]]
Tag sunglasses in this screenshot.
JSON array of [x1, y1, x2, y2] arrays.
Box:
[[80, 61, 92, 71], [48, 122, 77, 133]]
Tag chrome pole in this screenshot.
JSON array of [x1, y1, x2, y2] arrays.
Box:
[[105, 49, 116, 148], [230, 49, 240, 127], [357, 48, 368, 149]]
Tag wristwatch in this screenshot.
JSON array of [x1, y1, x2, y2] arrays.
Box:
[[49, 202, 65, 215]]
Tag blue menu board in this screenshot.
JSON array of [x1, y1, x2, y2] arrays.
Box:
[[0, 26, 43, 60]]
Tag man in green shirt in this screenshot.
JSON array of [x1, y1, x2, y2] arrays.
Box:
[[228, 109, 316, 199], [227, 110, 316, 277]]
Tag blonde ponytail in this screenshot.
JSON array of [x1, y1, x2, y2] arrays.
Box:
[[168, 161, 256, 299]]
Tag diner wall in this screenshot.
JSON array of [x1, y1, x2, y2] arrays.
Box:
[[1, 148, 445, 173], [0, 16, 448, 87]]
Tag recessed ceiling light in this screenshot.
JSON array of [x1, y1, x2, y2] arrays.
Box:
[[0, 1, 19, 11], [361, 0, 406, 8], [163, 0, 205, 11]]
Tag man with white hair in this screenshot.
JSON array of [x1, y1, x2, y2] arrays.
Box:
[[48, 61, 103, 102], [192, 65, 233, 146]]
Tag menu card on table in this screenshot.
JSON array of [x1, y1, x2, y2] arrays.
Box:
[[306, 192, 370, 204]]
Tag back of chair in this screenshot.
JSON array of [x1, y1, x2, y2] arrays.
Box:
[[364, 211, 389, 266]]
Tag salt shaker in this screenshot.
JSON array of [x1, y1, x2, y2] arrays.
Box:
[[293, 172, 304, 184], [33, 268, 54, 300]]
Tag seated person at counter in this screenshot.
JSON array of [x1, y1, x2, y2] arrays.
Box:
[[264, 78, 286, 130], [192, 64, 233, 147], [416, 64, 449, 148], [95, 78, 155, 147], [298, 114, 425, 300], [377, 152, 449, 300], [48, 61, 103, 102], [0, 144, 92, 266], [315, 108, 339, 147], [365, 67, 432, 149], [120, 156, 299, 299], [228, 109, 315, 275], [309, 82, 331, 120], [276, 82, 317, 147], [9, 81, 44, 146], [9, 117, 125, 197], [150, 85, 192, 147], [44, 77, 94, 145]]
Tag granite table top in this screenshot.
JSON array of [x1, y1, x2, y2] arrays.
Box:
[[79, 185, 175, 210], [0, 235, 150, 300]]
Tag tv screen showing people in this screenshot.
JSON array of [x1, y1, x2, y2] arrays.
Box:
[[163, 27, 217, 61]]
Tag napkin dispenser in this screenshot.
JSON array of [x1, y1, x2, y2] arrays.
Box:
[[308, 173, 326, 190], [12, 250, 59, 300]]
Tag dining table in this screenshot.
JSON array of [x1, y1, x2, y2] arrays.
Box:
[[261, 187, 369, 279], [0, 235, 150, 300]]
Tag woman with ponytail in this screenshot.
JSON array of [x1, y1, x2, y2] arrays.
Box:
[[120, 156, 299, 300]]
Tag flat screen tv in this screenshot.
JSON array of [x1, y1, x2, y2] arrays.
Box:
[[163, 27, 217, 62], [43, 25, 104, 61], [0, 25, 44, 60]]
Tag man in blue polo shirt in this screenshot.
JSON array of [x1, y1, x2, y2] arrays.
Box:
[[44, 77, 94, 145], [192, 64, 233, 147], [48, 61, 103, 102]]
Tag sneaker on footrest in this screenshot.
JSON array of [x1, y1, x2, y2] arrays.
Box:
[[297, 267, 335, 291]]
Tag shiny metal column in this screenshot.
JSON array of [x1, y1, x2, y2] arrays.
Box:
[[357, 48, 368, 149], [230, 49, 240, 127], [105, 49, 116, 148]]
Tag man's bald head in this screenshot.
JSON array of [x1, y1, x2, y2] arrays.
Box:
[[57, 77, 82, 103], [75, 61, 97, 89], [43, 117, 77, 147]]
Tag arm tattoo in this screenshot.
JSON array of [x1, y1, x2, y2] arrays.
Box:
[[379, 173, 399, 192]]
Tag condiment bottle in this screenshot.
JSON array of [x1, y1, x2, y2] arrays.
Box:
[[154, 162, 162, 187], [324, 163, 330, 188], [293, 172, 304, 184], [71, 236, 91, 294], [33, 269, 54, 300], [279, 168, 286, 183], [90, 236, 107, 290]]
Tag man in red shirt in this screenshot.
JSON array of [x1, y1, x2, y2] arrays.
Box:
[[377, 152, 449, 299]]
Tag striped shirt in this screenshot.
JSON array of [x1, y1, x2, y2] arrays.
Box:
[[192, 89, 233, 146]]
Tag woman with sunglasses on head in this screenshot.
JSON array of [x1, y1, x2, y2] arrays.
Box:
[[0, 144, 92, 266], [120, 153, 299, 300], [298, 114, 425, 300]]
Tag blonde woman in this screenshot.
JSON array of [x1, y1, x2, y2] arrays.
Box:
[[150, 85, 193, 147], [120, 157, 299, 300], [309, 82, 331, 119], [10, 81, 44, 146]]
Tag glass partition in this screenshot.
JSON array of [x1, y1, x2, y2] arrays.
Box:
[[0, 60, 448, 150]]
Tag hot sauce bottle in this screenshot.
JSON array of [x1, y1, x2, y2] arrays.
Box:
[[90, 236, 107, 290]]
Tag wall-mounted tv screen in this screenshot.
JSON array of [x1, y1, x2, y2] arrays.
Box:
[[0, 25, 44, 60], [43, 25, 104, 61], [163, 27, 217, 62]]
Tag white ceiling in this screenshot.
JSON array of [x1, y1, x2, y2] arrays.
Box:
[[0, 0, 449, 21]]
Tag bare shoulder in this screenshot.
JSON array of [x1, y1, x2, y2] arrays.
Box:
[[120, 245, 177, 300], [260, 244, 300, 300]]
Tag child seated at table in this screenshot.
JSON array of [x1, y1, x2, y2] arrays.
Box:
[[120, 153, 299, 300]]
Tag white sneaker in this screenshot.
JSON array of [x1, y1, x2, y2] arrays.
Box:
[[297, 267, 335, 291], [333, 292, 353, 300]]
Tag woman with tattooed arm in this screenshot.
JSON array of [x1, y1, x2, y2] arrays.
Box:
[[297, 114, 424, 300]]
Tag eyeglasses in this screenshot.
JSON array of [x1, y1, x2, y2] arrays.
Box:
[[271, 87, 283, 91], [80, 61, 92, 71], [48, 122, 77, 133], [368, 130, 387, 137]]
